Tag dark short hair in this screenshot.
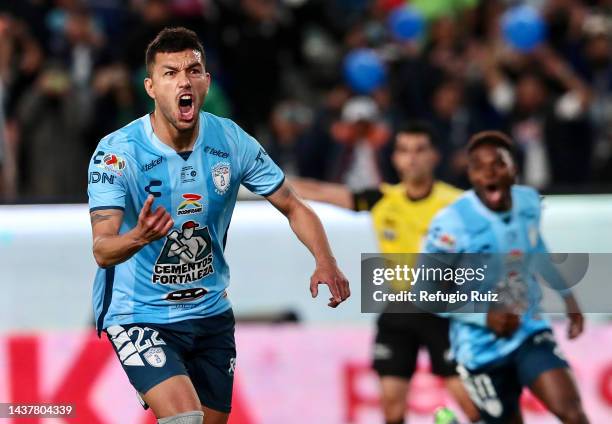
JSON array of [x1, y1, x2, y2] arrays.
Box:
[[395, 120, 438, 149], [145, 27, 206, 76], [467, 130, 515, 156]]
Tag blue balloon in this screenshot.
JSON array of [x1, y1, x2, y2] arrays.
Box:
[[502, 5, 546, 52], [388, 6, 425, 41], [343, 49, 387, 94]]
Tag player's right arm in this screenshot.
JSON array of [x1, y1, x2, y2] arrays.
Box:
[[87, 139, 172, 268], [91, 196, 173, 268]]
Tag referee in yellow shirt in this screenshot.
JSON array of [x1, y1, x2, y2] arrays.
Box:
[[292, 122, 480, 424]]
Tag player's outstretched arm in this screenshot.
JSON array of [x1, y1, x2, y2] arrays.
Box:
[[90, 195, 173, 268], [266, 181, 350, 308], [289, 178, 354, 210]]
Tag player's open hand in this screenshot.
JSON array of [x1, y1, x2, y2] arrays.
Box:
[[567, 312, 584, 340], [136, 195, 174, 243], [563, 295, 584, 339], [486, 310, 520, 337], [310, 260, 350, 308]]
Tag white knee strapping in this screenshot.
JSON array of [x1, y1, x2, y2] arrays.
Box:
[[158, 410, 204, 424]]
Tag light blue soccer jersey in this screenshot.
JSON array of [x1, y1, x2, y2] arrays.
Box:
[[88, 112, 284, 333], [423, 185, 553, 370]]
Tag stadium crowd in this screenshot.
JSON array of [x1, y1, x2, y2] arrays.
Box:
[[0, 0, 611, 202]]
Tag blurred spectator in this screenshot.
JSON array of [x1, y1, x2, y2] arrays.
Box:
[[123, 0, 176, 73], [48, 5, 108, 89], [216, 0, 298, 135], [90, 63, 137, 145], [478, 45, 593, 188], [575, 13, 612, 180], [268, 99, 314, 176], [427, 79, 481, 188], [122, 0, 177, 115], [296, 84, 351, 180], [328, 96, 391, 191], [16, 63, 91, 201], [0, 12, 44, 201], [0, 82, 6, 197]]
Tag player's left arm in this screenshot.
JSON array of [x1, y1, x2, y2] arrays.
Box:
[[266, 181, 350, 308], [534, 237, 584, 339], [532, 192, 584, 339]]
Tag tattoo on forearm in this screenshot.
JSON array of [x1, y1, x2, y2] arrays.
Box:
[[278, 184, 294, 199], [90, 213, 113, 225]]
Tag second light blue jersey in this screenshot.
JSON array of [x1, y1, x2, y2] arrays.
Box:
[[88, 112, 284, 333], [423, 185, 552, 370]]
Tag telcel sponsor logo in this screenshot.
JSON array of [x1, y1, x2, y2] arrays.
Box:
[[142, 156, 163, 172], [177, 193, 204, 215], [204, 146, 229, 158]]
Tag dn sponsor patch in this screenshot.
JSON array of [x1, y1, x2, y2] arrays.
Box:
[[153, 221, 214, 284], [89, 171, 115, 184]]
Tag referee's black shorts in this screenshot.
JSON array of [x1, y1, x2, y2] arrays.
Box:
[[372, 312, 456, 379]]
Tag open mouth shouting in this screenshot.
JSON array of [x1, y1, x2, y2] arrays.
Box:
[[483, 183, 505, 208], [178, 92, 195, 122]]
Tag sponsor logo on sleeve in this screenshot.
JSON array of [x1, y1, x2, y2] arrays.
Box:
[[93, 150, 105, 165], [153, 221, 214, 285], [99, 153, 127, 176], [433, 233, 456, 251], [88, 171, 116, 184], [177, 193, 204, 215], [212, 162, 231, 195]]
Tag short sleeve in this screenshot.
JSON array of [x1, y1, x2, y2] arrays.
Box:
[[235, 124, 285, 196], [421, 209, 487, 325], [423, 208, 465, 254], [87, 141, 128, 212]]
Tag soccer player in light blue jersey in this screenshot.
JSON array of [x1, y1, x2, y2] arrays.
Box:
[[423, 131, 588, 424], [87, 27, 350, 424]]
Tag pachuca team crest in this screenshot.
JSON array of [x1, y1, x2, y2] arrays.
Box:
[[153, 221, 214, 285], [144, 347, 166, 367], [212, 162, 231, 194]]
